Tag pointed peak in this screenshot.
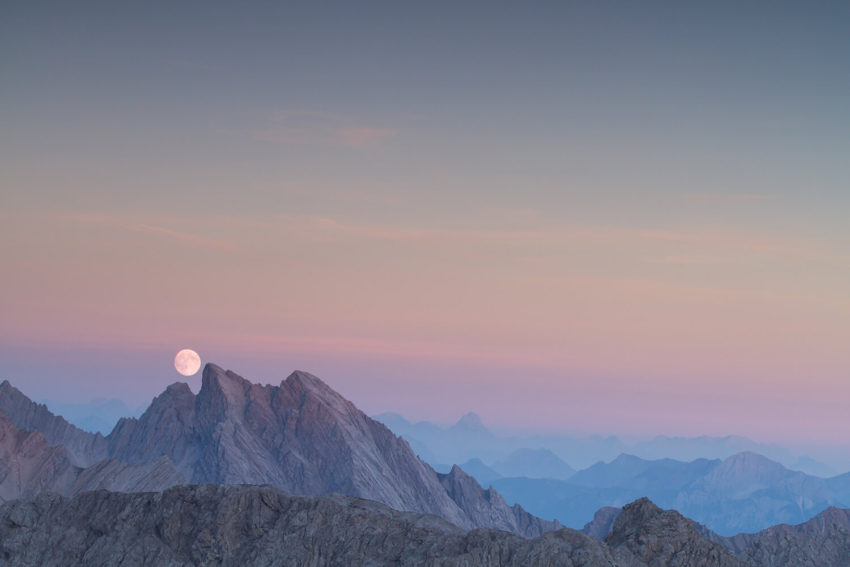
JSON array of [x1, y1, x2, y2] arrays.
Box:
[[607, 498, 665, 545], [0, 380, 25, 398], [153, 382, 195, 406], [451, 412, 491, 435], [457, 412, 483, 426], [439, 464, 481, 489], [623, 497, 662, 516], [282, 370, 348, 406], [284, 369, 329, 390], [449, 463, 468, 476], [201, 363, 251, 391], [611, 453, 645, 465], [165, 382, 192, 394], [722, 451, 781, 469]]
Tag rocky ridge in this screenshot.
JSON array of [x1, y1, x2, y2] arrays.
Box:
[[0, 364, 554, 536], [7, 484, 831, 567]]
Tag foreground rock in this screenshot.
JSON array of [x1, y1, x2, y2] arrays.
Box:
[[0, 484, 613, 567], [715, 506, 850, 567], [3, 484, 850, 566], [606, 498, 747, 567]]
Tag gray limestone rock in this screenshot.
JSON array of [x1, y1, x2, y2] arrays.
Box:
[[606, 498, 749, 567], [0, 484, 616, 567]]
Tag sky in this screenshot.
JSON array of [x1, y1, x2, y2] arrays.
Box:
[[2, 1, 849, 444]]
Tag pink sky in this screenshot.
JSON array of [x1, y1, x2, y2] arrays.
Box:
[[2, 204, 849, 444], [3, 1, 849, 446]]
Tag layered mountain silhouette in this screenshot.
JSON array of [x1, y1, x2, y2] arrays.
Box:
[[491, 451, 850, 534], [4, 365, 850, 565], [374, 412, 841, 475], [0, 365, 557, 536]]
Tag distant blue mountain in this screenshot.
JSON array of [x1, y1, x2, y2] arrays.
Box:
[[492, 451, 850, 536], [373, 412, 840, 477], [492, 448, 575, 481]]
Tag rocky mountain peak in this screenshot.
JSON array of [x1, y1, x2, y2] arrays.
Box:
[[607, 497, 663, 543], [0, 364, 559, 539], [451, 412, 492, 436], [438, 464, 561, 537], [200, 364, 250, 403], [607, 498, 747, 566], [720, 451, 780, 472]]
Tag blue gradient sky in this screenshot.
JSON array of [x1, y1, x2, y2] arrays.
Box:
[[2, 1, 849, 442]]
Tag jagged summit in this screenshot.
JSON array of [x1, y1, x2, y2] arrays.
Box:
[[607, 498, 747, 566], [0, 363, 555, 538]]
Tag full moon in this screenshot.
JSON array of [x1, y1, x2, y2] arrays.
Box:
[[174, 349, 201, 376]]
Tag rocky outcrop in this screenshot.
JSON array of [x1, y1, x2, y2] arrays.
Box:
[[438, 464, 561, 537], [584, 506, 621, 540], [0, 381, 107, 467], [606, 498, 748, 567], [715, 506, 850, 567], [0, 410, 184, 499], [0, 412, 77, 501], [0, 484, 616, 567], [72, 456, 185, 494]]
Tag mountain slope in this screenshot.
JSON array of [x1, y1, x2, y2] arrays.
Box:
[[0, 411, 77, 500], [438, 465, 561, 536], [716, 506, 850, 567], [0, 381, 107, 467]]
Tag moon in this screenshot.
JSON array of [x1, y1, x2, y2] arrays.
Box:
[[174, 349, 201, 376]]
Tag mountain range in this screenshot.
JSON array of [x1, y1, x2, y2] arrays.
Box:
[[5, 362, 850, 565], [374, 412, 842, 475], [0, 364, 555, 536], [490, 451, 850, 535]]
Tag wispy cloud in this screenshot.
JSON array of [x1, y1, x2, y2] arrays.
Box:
[[249, 111, 396, 148], [272, 213, 849, 269], [682, 192, 775, 204], [64, 213, 245, 254]]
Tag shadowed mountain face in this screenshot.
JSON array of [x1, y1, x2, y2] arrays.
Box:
[[0, 381, 107, 467], [0, 364, 556, 537]]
